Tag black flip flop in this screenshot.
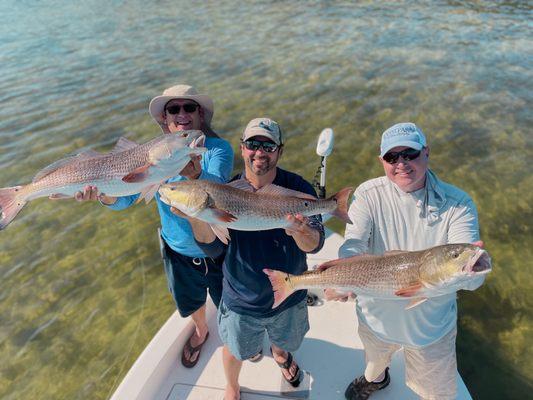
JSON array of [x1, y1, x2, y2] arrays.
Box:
[[181, 331, 209, 368], [272, 350, 302, 387]]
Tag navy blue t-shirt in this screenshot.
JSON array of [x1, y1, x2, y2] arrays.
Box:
[[198, 168, 325, 318]]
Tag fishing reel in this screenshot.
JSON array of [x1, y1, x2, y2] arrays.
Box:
[[312, 128, 334, 200]]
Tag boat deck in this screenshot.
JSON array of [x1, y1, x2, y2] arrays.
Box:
[[111, 230, 472, 400]]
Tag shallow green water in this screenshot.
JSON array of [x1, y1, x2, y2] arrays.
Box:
[[0, 1, 531, 398]]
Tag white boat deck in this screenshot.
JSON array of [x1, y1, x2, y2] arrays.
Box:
[[111, 230, 472, 400]]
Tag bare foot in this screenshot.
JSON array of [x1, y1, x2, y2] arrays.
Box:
[[223, 384, 240, 400]]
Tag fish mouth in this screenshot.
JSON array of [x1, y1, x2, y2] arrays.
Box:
[[157, 188, 172, 206], [190, 134, 205, 148], [465, 249, 492, 275]]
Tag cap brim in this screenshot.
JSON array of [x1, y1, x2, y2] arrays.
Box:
[[149, 94, 214, 125], [380, 141, 424, 157]]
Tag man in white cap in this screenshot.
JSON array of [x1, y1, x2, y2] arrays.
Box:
[[329, 122, 486, 400], [74, 84, 234, 368], [175, 117, 325, 400]]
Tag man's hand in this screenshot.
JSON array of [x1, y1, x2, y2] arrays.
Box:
[[285, 213, 320, 252], [284, 214, 313, 237], [179, 155, 202, 180], [50, 185, 116, 205]]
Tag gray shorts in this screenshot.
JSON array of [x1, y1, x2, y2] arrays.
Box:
[[217, 300, 309, 361]]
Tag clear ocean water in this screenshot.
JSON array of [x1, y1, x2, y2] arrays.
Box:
[[0, 1, 531, 398]]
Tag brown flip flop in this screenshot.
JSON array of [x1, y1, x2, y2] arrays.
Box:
[[181, 331, 209, 368]]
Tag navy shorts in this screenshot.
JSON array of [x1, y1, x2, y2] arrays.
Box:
[[162, 241, 224, 317]]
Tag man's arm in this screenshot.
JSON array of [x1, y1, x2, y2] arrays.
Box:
[[169, 207, 226, 258], [338, 188, 373, 258]]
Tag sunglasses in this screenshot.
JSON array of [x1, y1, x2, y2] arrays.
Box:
[[383, 148, 422, 164], [242, 139, 279, 153], [165, 103, 199, 114]]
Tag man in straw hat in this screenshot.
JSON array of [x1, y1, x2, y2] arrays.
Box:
[[73, 84, 234, 368]]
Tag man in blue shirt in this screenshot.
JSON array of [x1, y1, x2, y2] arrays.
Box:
[[174, 118, 325, 400], [73, 84, 234, 368]]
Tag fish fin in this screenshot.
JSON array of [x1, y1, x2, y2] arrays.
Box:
[[110, 137, 138, 154], [0, 186, 27, 230], [33, 156, 79, 182], [317, 253, 380, 271], [394, 282, 423, 297], [328, 187, 353, 224], [32, 151, 103, 182], [48, 193, 72, 199], [263, 268, 296, 308], [210, 224, 230, 244], [210, 207, 237, 223], [227, 179, 255, 192], [257, 184, 316, 200], [318, 255, 373, 271], [77, 150, 103, 158], [122, 164, 152, 183], [138, 184, 160, 204], [405, 297, 428, 310], [317, 258, 343, 271], [384, 250, 406, 255]]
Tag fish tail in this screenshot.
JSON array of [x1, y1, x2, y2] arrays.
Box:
[[0, 186, 27, 230], [263, 268, 296, 308], [329, 187, 353, 224]]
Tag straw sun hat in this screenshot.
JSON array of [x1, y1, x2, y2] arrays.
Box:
[[149, 84, 214, 126]]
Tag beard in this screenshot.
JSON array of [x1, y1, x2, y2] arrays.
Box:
[[246, 155, 276, 176]]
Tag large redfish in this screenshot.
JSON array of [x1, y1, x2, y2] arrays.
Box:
[[264, 243, 492, 309], [0, 131, 206, 229], [158, 179, 353, 243]]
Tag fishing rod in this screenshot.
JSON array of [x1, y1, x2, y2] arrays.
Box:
[[308, 128, 335, 307], [314, 128, 334, 199]]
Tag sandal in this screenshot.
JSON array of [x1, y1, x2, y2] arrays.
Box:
[[272, 350, 302, 387], [248, 349, 264, 363], [181, 331, 209, 368]]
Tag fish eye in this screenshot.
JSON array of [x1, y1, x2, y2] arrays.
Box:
[[451, 251, 459, 259], [304, 202, 309, 207], [181, 132, 189, 138]]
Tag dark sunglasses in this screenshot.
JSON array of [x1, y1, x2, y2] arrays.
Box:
[[383, 148, 422, 164], [242, 139, 279, 153], [165, 103, 199, 114]]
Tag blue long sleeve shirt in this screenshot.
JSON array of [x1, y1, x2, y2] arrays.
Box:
[[198, 168, 325, 317], [107, 136, 234, 257]]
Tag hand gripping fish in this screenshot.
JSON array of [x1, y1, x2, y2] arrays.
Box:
[[158, 179, 353, 243], [0, 131, 206, 230], [264, 243, 492, 309]]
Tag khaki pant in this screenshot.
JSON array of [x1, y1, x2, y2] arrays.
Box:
[[358, 321, 458, 400]]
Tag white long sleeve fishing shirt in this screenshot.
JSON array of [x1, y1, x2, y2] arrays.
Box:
[[339, 170, 484, 348]]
